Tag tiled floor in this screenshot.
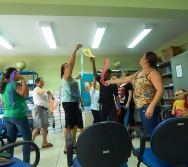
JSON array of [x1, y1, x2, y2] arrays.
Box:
[[14, 130, 149, 167]]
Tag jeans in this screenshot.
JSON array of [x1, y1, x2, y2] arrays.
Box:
[[100, 104, 116, 121], [118, 105, 136, 127], [3, 117, 32, 163], [139, 105, 161, 138]]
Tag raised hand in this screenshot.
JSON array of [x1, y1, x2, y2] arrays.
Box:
[[75, 44, 83, 51], [90, 57, 95, 63]]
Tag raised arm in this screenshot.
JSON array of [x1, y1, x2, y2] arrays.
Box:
[[90, 57, 98, 79], [64, 44, 82, 80], [93, 77, 97, 89], [16, 73, 29, 97]]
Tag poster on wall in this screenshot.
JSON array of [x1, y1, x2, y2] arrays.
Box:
[[80, 73, 94, 110], [175, 64, 183, 78]]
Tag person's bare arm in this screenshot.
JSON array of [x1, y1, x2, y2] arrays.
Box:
[[16, 74, 29, 97], [64, 44, 82, 81], [80, 96, 85, 110], [115, 96, 121, 114], [105, 72, 138, 85], [80, 96, 84, 106], [93, 77, 97, 89], [145, 70, 164, 118], [35, 87, 51, 96], [90, 57, 99, 79], [125, 89, 133, 108]]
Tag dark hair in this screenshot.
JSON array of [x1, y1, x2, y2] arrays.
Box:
[[60, 63, 68, 79], [0, 67, 17, 93], [106, 69, 111, 73], [145, 52, 158, 69], [34, 77, 43, 88]]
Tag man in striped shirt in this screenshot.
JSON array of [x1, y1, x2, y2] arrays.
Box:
[[90, 57, 121, 121]]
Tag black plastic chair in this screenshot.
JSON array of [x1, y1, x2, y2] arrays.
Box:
[[130, 117, 188, 167], [0, 139, 40, 167], [0, 133, 12, 146], [67, 121, 132, 167], [162, 108, 174, 119]]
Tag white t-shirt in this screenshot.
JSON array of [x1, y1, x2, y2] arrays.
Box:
[[90, 87, 100, 111], [33, 87, 49, 109]]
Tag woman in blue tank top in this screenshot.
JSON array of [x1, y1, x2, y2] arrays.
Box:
[[60, 44, 82, 154]]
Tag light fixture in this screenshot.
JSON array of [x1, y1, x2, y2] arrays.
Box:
[[0, 33, 14, 49], [39, 21, 57, 49], [127, 24, 154, 48], [92, 23, 106, 49]]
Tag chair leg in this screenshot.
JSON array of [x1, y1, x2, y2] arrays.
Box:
[[137, 161, 141, 167], [66, 132, 73, 167]]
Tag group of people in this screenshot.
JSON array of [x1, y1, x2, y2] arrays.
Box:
[[0, 44, 164, 163], [89, 59, 135, 128], [89, 50, 164, 141]]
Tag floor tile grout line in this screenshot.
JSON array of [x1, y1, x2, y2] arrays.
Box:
[[55, 132, 64, 167]]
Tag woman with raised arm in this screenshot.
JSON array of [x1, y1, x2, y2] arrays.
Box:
[[105, 52, 164, 140], [60, 44, 82, 154]]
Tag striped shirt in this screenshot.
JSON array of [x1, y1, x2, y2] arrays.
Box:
[[96, 76, 118, 105]]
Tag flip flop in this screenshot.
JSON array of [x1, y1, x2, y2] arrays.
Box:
[[42, 143, 53, 148], [31, 147, 35, 151], [63, 149, 76, 154]]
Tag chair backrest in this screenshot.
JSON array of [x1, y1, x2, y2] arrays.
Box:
[[76, 121, 132, 167], [151, 117, 188, 164]]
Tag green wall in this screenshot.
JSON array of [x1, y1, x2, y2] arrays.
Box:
[[0, 0, 188, 92], [0, 54, 140, 91]]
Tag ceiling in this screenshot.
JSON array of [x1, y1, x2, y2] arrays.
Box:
[[0, 1, 188, 57]]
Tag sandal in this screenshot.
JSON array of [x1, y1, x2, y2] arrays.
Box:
[[42, 143, 53, 148], [31, 147, 35, 151], [63, 148, 76, 154]]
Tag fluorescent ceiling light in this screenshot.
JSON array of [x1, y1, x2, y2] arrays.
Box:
[[39, 22, 57, 49], [127, 24, 154, 48], [92, 23, 106, 49], [0, 33, 14, 49]]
